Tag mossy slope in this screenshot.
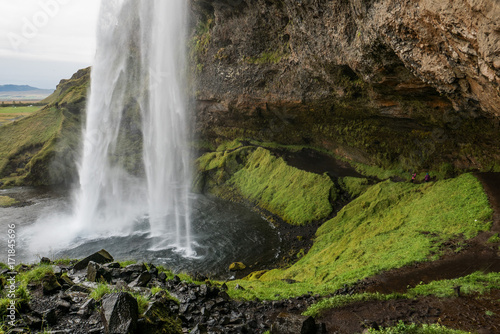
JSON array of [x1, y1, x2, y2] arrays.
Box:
[[227, 174, 492, 299], [197, 145, 335, 225], [0, 68, 89, 187]]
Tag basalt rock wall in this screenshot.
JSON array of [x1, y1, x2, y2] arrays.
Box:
[[190, 0, 500, 171]]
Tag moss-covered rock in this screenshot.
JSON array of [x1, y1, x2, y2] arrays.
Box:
[[42, 272, 62, 295], [229, 262, 246, 271]]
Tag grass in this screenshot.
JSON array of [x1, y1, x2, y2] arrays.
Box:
[[487, 233, 500, 243], [16, 264, 54, 285], [368, 321, 471, 333], [0, 285, 30, 318], [198, 146, 336, 225], [226, 174, 492, 300], [0, 195, 18, 207], [0, 106, 63, 184], [304, 271, 500, 317], [0, 106, 41, 126], [0, 106, 40, 114], [229, 147, 335, 225], [89, 282, 113, 301]]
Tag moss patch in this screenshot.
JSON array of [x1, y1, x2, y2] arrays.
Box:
[[227, 174, 492, 300], [0, 195, 18, 207], [197, 146, 335, 225]]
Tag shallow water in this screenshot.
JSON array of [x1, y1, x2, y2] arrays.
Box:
[[0, 187, 279, 278]]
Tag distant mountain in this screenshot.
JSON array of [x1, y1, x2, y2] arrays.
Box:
[[0, 84, 46, 92]]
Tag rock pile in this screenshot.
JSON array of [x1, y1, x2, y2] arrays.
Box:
[[6, 250, 327, 334]]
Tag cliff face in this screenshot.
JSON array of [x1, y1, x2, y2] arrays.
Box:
[[191, 0, 500, 171]]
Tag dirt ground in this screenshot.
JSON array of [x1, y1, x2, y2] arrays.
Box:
[[316, 173, 500, 333]]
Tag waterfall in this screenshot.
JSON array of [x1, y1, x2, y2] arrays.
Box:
[[73, 0, 192, 254]]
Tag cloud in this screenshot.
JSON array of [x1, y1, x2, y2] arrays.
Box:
[[0, 0, 100, 63]]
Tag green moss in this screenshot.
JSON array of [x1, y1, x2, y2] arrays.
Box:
[[0, 195, 18, 207], [228, 147, 334, 225], [339, 177, 370, 198], [487, 233, 500, 243], [0, 285, 30, 317], [227, 174, 491, 300], [368, 321, 471, 333], [245, 50, 286, 64], [118, 260, 137, 267], [304, 271, 500, 318], [407, 271, 500, 298], [17, 264, 53, 285]]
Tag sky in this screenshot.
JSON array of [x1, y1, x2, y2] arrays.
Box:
[[0, 0, 101, 89]]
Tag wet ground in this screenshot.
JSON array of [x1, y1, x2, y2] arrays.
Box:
[[259, 149, 500, 333], [315, 172, 500, 333]]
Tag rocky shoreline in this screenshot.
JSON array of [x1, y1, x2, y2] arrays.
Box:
[[3, 249, 329, 334]]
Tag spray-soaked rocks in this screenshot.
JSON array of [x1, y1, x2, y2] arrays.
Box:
[[3, 251, 326, 334]]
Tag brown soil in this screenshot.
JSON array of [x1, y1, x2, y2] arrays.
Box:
[[316, 172, 500, 333]]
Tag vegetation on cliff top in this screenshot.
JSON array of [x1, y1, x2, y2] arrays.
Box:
[[0, 68, 89, 187]]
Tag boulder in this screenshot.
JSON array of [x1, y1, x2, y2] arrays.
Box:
[[40, 257, 51, 264], [77, 298, 96, 319], [73, 249, 114, 271], [121, 263, 147, 282], [87, 261, 112, 283], [23, 314, 42, 329], [43, 308, 57, 326], [229, 262, 246, 271], [128, 272, 151, 288], [42, 273, 61, 295], [58, 274, 74, 287], [101, 292, 138, 334], [271, 312, 317, 334], [138, 291, 182, 334]]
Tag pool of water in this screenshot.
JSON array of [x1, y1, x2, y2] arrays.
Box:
[[0, 187, 280, 278]]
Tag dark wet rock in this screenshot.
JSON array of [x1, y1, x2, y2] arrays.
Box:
[[42, 272, 62, 295], [192, 272, 208, 282], [128, 271, 151, 288], [43, 308, 58, 326], [120, 263, 147, 282], [73, 249, 114, 271], [271, 312, 317, 334], [67, 285, 91, 294], [101, 292, 138, 334], [158, 271, 167, 282], [104, 262, 121, 269], [40, 257, 51, 264], [56, 300, 71, 314], [87, 261, 112, 283], [189, 324, 208, 334], [78, 298, 96, 319], [139, 292, 182, 334], [58, 274, 74, 288], [23, 313, 42, 329]]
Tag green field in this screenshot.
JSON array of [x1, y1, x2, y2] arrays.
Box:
[[0, 106, 42, 125]]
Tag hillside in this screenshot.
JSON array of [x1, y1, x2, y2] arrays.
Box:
[[0, 85, 42, 92], [0, 68, 89, 187]]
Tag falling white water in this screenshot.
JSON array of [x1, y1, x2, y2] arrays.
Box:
[[71, 0, 192, 254]]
